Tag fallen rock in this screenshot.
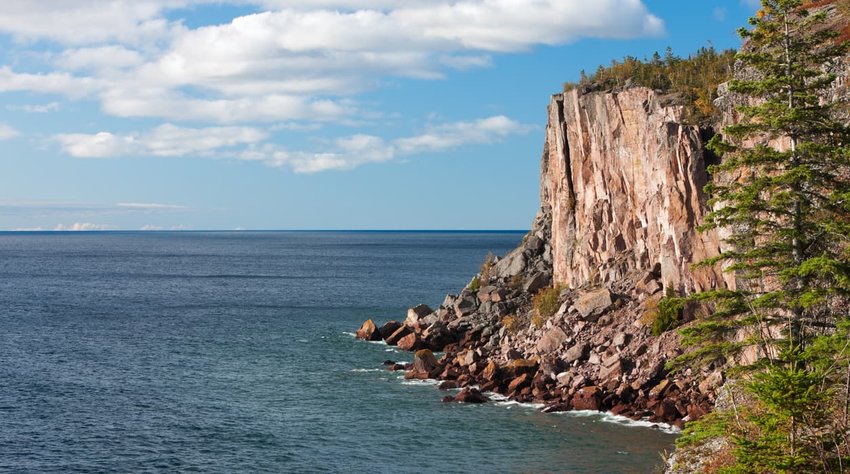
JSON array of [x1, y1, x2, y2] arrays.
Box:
[[574, 288, 613, 320], [508, 373, 532, 393], [355, 319, 382, 341], [413, 349, 438, 375], [438, 381, 460, 390], [405, 304, 433, 327], [572, 386, 603, 411], [385, 325, 412, 346], [563, 343, 589, 364], [454, 296, 478, 317], [536, 327, 568, 354], [397, 332, 422, 351], [492, 247, 526, 277], [379, 320, 403, 340], [455, 388, 489, 403], [523, 272, 550, 294]]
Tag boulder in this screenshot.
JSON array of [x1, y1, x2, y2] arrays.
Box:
[[698, 370, 724, 395], [355, 319, 382, 341], [385, 325, 412, 346], [563, 343, 589, 364], [405, 304, 433, 328], [413, 349, 439, 375], [379, 320, 403, 340], [492, 247, 526, 277], [481, 360, 500, 382], [511, 359, 539, 376], [508, 373, 532, 393], [571, 386, 602, 411], [438, 380, 460, 390], [599, 356, 627, 380], [524, 235, 544, 254], [574, 288, 614, 320], [397, 333, 422, 351], [523, 272, 550, 294], [453, 296, 478, 317], [420, 322, 454, 351], [455, 388, 489, 403], [536, 327, 568, 354]]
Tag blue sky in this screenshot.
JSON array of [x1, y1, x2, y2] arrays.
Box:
[[0, 0, 760, 231]]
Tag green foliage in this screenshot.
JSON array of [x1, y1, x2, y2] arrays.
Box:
[[467, 275, 480, 293], [678, 1, 850, 470], [531, 286, 563, 328], [651, 291, 686, 336], [563, 45, 736, 124]]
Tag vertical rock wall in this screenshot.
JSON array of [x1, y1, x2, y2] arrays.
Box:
[[541, 87, 730, 293]]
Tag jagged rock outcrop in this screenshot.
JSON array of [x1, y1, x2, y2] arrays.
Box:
[[542, 87, 730, 293]]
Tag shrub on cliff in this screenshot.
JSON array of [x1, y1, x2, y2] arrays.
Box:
[[531, 286, 563, 328], [563, 46, 736, 124]]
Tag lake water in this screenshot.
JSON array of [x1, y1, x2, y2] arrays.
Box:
[[0, 231, 676, 473]]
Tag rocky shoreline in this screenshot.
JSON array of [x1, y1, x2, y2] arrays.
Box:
[[355, 210, 722, 429]]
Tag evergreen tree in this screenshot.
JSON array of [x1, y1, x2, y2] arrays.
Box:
[[676, 1, 850, 471]]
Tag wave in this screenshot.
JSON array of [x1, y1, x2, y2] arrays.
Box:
[[558, 410, 680, 434]]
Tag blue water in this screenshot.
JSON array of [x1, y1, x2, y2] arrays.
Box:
[[0, 231, 675, 473]]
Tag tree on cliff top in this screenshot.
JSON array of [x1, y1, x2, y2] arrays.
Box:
[[675, 0, 850, 471]]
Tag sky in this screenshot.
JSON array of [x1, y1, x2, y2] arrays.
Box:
[[0, 0, 761, 231]]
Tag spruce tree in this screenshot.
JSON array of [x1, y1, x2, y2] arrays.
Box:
[[675, 0, 850, 471]]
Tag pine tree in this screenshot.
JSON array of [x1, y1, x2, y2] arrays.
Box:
[[675, 1, 850, 471]]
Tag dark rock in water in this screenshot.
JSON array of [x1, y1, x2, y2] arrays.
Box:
[[438, 381, 459, 391], [412, 349, 439, 376], [355, 319, 382, 341], [385, 325, 412, 346], [382, 360, 396, 366], [379, 321, 403, 340], [542, 402, 571, 413], [441, 395, 455, 403], [572, 386, 602, 411], [388, 363, 406, 371], [397, 332, 422, 351], [455, 388, 488, 403], [654, 399, 680, 423]]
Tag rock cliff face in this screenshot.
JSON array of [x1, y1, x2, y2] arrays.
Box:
[[542, 87, 729, 293]]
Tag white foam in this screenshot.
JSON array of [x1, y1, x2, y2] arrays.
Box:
[[558, 410, 680, 434], [350, 368, 384, 373], [342, 332, 356, 337], [399, 377, 441, 387]]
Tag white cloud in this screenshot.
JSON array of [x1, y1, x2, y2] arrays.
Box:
[[713, 7, 727, 22], [118, 202, 188, 210], [0, 123, 19, 140], [0, 1, 665, 125], [54, 222, 114, 231], [141, 224, 164, 230], [55, 114, 532, 172], [741, 0, 761, 9], [56, 124, 267, 158], [250, 114, 533, 172], [7, 102, 60, 113]]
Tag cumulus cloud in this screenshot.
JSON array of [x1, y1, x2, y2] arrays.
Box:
[[0, 1, 665, 125], [0, 124, 19, 140], [56, 124, 267, 158], [249, 114, 533, 172], [55, 114, 532, 172], [54, 222, 114, 231]]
